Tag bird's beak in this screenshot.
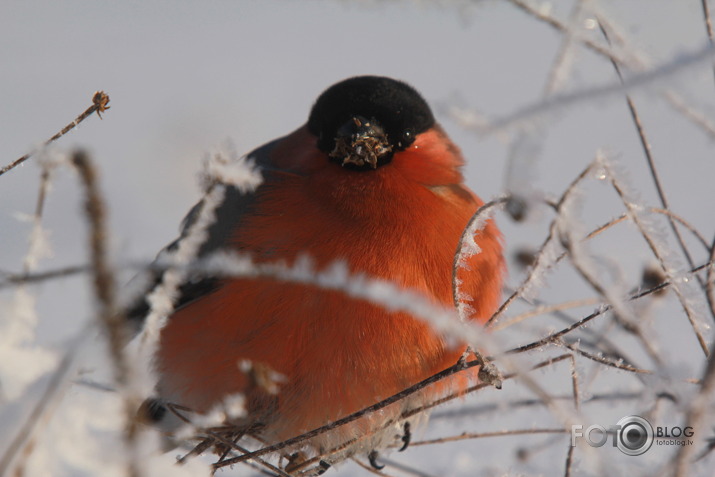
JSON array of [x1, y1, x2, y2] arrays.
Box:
[[329, 116, 393, 169]]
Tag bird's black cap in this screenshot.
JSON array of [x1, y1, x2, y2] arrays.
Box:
[[308, 76, 435, 166]]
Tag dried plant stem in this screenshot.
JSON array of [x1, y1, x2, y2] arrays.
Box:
[[663, 90, 715, 138], [564, 444, 575, 477], [559, 340, 668, 379], [0, 343, 79, 475], [409, 428, 566, 447], [651, 207, 711, 251], [487, 162, 595, 328], [0, 265, 92, 289], [0, 160, 77, 476], [0, 92, 110, 178], [673, 347, 715, 477], [558, 221, 664, 366], [205, 431, 290, 477], [451, 197, 508, 386], [708, 235, 715, 319], [72, 151, 138, 477], [598, 20, 714, 329], [702, 0, 715, 88], [607, 167, 710, 356], [593, 11, 715, 141], [505, 0, 628, 66], [452, 197, 509, 313], [212, 353, 575, 471], [510, 0, 715, 140], [493, 297, 601, 331], [508, 260, 713, 355], [214, 358, 484, 469], [406, 354, 573, 419]]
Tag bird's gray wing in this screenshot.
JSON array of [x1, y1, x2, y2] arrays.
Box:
[[125, 137, 286, 331]]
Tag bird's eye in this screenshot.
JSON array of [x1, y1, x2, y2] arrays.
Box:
[[398, 129, 414, 149]]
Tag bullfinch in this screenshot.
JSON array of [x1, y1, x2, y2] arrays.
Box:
[[130, 75, 504, 470]]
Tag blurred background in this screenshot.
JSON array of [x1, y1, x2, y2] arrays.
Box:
[[1, 1, 714, 476]]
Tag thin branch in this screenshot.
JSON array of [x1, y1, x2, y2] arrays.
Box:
[[204, 431, 290, 477], [558, 340, 696, 381], [507, 0, 715, 140], [0, 264, 92, 289], [604, 159, 710, 356], [708, 234, 715, 319], [557, 213, 664, 366], [598, 19, 714, 326], [0, 341, 80, 474], [487, 162, 595, 328], [673, 344, 715, 476], [432, 391, 645, 421], [663, 90, 715, 138], [452, 197, 508, 386], [453, 197, 509, 316], [702, 0, 715, 88], [72, 151, 139, 477], [493, 298, 601, 331], [0, 92, 110, 178], [213, 353, 576, 470], [481, 40, 715, 134], [409, 428, 566, 447], [564, 353, 579, 477], [213, 358, 483, 469], [505, 0, 629, 66], [564, 444, 575, 477], [507, 260, 714, 355], [406, 354, 574, 418]]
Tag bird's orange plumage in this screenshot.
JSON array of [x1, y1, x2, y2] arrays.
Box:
[[151, 78, 504, 461], [156, 125, 503, 446]]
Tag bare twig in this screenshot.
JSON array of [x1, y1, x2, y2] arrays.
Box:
[[487, 161, 595, 328], [702, 0, 715, 88], [405, 354, 573, 419], [0, 92, 110, 178], [564, 444, 575, 477], [598, 19, 714, 328], [508, 0, 715, 140], [0, 339, 81, 475], [492, 297, 600, 331], [72, 151, 138, 477], [213, 358, 484, 469], [505, 0, 629, 66], [562, 340, 701, 384], [673, 345, 715, 476], [604, 159, 710, 356], [564, 353, 579, 477], [211, 353, 577, 471], [0, 264, 92, 289], [409, 428, 566, 447], [708, 235, 715, 319], [432, 391, 645, 421], [508, 260, 713, 355]]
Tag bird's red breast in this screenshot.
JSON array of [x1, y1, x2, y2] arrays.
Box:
[[151, 76, 504, 456]]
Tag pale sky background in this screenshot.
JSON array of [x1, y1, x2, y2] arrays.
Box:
[[1, 1, 715, 476]]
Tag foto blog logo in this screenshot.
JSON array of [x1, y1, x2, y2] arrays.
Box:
[[570, 415, 694, 456]]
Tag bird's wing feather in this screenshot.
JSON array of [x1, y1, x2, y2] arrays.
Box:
[[125, 137, 284, 329]]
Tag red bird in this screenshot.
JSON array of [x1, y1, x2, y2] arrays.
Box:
[[134, 76, 503, 470]]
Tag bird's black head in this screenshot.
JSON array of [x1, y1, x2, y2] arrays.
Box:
[[308, 76, 435, 171]]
